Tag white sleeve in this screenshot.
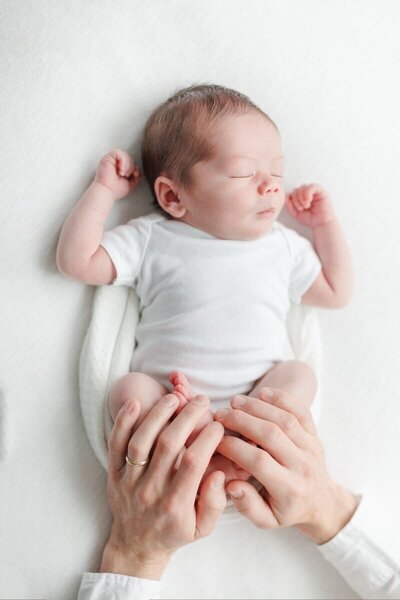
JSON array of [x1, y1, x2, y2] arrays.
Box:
[[280, 225, 322, 304], [77, 572, 161, 600], [318, 494, 400, 599], [99, 213, 163, 287]]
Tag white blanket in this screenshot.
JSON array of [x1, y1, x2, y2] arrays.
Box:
[[2, 1, 400, 599]]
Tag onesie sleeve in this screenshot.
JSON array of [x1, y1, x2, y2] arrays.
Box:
[[280, 224, 322, 304], [99, 213, 164, 287]]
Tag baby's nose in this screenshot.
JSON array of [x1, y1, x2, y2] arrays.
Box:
[[265, 183, 280, 193], [259, 179, 280, 194]]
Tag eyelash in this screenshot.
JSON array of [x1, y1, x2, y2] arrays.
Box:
[[232, 174, 283, 179]]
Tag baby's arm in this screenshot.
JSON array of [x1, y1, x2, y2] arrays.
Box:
[[286, 184, 354, 308], [56, 149, 141, 285]]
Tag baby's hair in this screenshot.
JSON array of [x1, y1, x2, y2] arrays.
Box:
[[141, 83, 278, 211]]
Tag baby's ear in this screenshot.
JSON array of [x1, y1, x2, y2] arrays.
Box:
[[154, 175, 186, 218]]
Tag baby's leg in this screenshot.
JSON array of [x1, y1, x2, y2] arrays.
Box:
[[108, 372, 170, 429], [249, 359, 318, 408]]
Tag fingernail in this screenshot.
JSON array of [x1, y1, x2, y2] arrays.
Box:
[[191, 395, 209, 406], [123, 399, 136, 412], [232, 395, 246, 407], [163, 394, 179, 406], [260, 387, 274, 398], [214, 408, 229, 419], [229, 488, 244, 499]]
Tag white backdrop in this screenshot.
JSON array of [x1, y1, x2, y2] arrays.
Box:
[[1, 1, 400, 598]]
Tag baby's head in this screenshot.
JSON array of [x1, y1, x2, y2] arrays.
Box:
[[141, 84, 285, 241]]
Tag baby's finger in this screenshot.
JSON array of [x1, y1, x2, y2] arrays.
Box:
[[291, 191, 304, 212], [113, 150, 134, 177], [301, 185, 313, 207]]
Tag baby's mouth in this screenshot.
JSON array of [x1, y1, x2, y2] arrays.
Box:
[[257, 207, 275, 217]]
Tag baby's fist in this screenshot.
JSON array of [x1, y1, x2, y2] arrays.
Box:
[[94, 149, 142, 200], [285, 183, 336, 228]]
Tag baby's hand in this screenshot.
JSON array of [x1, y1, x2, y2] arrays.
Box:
[[94, 149, 142, 200], [285, 183, 336, 229]]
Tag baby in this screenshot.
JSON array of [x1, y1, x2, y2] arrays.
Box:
[[57, 84, 353, 480]]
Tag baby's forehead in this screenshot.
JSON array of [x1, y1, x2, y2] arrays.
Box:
[[211, 117, 280, 150]]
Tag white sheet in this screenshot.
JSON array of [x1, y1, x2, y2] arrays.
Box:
[[1, 1, 400, 599]]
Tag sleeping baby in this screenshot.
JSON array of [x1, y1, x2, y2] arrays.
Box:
[[56, 83, 353, 481]]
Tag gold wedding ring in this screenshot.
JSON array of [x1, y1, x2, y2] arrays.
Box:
[[125, 455, 149, 467]]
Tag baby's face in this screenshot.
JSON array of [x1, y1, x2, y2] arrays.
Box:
[[178, 113, 285, 240]]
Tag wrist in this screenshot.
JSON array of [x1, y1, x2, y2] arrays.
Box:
[[310, 215, 337, 231], [296, 481, 359, 545], [92, 179, 118, 202], [100, 534, 171, 580]]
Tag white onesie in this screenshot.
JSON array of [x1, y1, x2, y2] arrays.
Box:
[[100, 213, 322, 407]]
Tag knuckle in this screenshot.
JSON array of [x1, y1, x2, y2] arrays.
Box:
[[228, 409, 241, 426], [300, 457, 314, 479], [263, 422, 280, 443], [289, 478, 306, 500], [137, 485, 154, 507], [126, 439, 141, 459], [280, 413, 297, 433], [158, 432, 178, 454], [107, 439, 121, 456], [162, 494, 180, 517], [254, 449, 269, 472], [182, 450, 202, 471]]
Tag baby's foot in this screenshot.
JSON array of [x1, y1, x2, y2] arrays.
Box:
[[169, 370, 194, 408], [169, 371, 214, 447]]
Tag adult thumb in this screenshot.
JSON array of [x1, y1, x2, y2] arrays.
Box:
[[227, 482, 279, 529]]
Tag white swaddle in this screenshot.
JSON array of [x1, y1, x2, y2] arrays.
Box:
[[79, 282, 321, 520]]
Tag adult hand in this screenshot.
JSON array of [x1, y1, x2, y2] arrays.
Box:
[[214, 387, 359, 543], [100, 394, 227, 579]]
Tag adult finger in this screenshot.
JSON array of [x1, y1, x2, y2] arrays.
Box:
[[125, 393, 180, 481], [107, 399, 141, 475], [145, 395, 211, 487], [216, 435, 289, 497], [195, 469, 227, 539], [258, 388, 317, 435], [172, 421, 225, 506], [214, 408, 300, 468], [225, 481, 280, 529], [230, 395, 314, 451]]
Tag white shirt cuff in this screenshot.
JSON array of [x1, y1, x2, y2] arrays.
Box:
[[78, 572, 161, 600], [318, 494, 400, 598]]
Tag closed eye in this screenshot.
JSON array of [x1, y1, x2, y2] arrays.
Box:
[[230, 174, 283, 179]]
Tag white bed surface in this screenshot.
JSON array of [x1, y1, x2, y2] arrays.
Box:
[[1, 1, 400, 598]]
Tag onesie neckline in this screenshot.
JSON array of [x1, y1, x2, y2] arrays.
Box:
[[160, 217, 278, 242]]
